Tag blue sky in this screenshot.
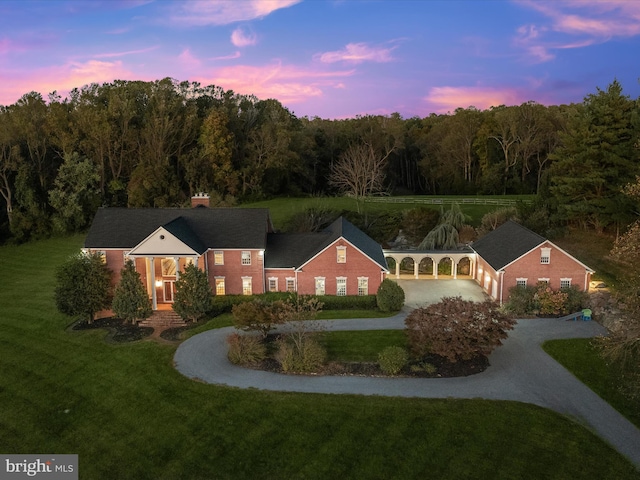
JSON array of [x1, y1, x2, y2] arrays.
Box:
[[1, 0, 639, 118]]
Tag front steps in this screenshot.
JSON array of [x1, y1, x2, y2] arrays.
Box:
[[139, 310, 188, 329]]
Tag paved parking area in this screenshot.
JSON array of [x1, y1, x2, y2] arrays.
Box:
[[396, 278, 488, 309]]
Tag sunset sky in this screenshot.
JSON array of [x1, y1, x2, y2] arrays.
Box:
[[1, 0, 639, 119]]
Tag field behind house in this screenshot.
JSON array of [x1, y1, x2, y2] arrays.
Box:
[[0, 232, 638, 479]]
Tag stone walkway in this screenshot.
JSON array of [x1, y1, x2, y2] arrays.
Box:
[[174, 313, 640, 469]]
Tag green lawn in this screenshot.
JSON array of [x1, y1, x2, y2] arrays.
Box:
[[1, 236, 638, 479], [241, 195, 533, 229], [543, 338, 640, 428], [321, 330, 406, 362]]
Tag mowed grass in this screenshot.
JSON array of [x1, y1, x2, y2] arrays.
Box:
[[1, 237, 639, 479], [241, 195, 533, 229], [321, 330, 407, 362], [543, 338, 640, 428]]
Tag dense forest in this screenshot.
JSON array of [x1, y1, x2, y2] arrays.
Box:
[[0, 77, 638, 242]]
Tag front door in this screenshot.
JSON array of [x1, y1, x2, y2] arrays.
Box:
[[163, 280, 176, 302]]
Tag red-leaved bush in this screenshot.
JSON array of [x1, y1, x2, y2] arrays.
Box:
[[405, 296, 516, 363]]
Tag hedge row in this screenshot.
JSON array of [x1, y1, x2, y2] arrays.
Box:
[[209, 293, 378, 317]]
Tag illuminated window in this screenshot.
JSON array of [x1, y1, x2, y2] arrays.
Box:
[[214, 251, 224, 265], [215, 278, 225, 296], [315, 277, 325, 296], [268, 278, 278, 292], [241, 251, 251, 265], [538, 278, 550, 285], [337, 246, 346, 263], [242, 277, 252, 295], [358, 277, 368, 296], [286, 278, 296, 292], [337, 277, 347, 296], [162, 258, 176, 276], [540, 248, 551, 264], [516, 278, 527, 288], [560, 278, 572, 289]]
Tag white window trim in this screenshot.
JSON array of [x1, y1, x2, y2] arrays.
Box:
[[538, 278, 550, 284], [214, 276, 225, 296], [241, 251, 251, 266], [214, 250, 224, 265], [540, 247, 551, 265], [357, 276, 368, 296], [315, 277, 325, 296], [241, 276, 252, 295], [286, 277, 296, 292], [337, 246, 347, 264], [268, 277, 278, 292], [516, 277, 527, 287], [336, 276, 347, 296], [560, 278, 572, 289]]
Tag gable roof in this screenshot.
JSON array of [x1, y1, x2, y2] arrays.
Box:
[[265, 217, 388, 271], [84, 207, 271, 251], [471, 220, 546, 271]]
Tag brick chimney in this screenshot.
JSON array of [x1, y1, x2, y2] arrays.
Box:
[[191, 192, 210, 208]]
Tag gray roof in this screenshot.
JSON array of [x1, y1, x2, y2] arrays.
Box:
[[265, 217, 388, 271], [471, 220, 546, 271], [84, 207, 271, 251]]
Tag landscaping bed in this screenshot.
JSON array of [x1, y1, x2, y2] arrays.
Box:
[[242, 333, 489, 378], [72, 317, 153, 343]]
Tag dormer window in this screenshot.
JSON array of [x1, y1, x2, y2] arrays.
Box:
[[337, 246, 346, 263], [540, 247, 551, 264]]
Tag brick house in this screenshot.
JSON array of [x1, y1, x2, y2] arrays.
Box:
[[83, 195, 388, 310], [471, 221, 594, 304]]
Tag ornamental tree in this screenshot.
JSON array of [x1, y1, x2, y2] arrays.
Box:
[[54, 251, 112, 323], [112, 259, 152, 324], [405, 296, 515, 362], [172, 263, 213, 323]]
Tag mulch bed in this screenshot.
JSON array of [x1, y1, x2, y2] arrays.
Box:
[[248, 334, 489, 378], [72, 317, 154, 343]]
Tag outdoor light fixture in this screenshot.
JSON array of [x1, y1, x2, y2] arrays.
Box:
[[155, 280, 162, 288]]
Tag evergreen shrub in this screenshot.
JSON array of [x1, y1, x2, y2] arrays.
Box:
[[376, 279, 405, 312], [378, 346, 408, 375]]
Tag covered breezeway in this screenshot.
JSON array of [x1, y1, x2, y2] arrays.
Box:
[[383, 249, 476, 280]]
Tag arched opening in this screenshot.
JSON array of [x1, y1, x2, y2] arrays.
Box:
[[399, 257, 415, 277], [437, 257, 452, 276], [386, 257, 397, 272], [418, 257, 434, 277], [457, 257, 471, 276]]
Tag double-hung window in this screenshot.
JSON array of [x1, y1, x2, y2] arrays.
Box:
[[241, 251, 251, 265], [337, 277, 347, 296], [540, 248, 551, 264], [214, 251, 224, 265], [357, 277, 368, 296], [337, 246, 346, 263]]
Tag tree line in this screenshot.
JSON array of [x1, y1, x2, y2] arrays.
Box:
[[1, 77, 638, 242]]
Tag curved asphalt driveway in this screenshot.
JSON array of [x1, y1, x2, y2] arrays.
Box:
[[175, 313, 640, 469]]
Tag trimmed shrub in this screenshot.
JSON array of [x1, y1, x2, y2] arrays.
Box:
[[226, 333, 266, 366], [376, 279, 405, 312], [378, 346, 408, 375], [314, 295, 377, 310], [505, 285, 537, 315], [112, 259, 152, 324], [276, 335, 327, 373]]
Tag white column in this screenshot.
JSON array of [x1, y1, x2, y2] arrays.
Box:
[[434, 258, 438, 279], [414, 259, 419, 279], [395, 259, 400, 279], [453, 259, 457, 279], [150, 257, 157, 310], [174, 257, 180, 281]]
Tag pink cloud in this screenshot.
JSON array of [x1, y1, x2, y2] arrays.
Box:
[[94, 46, 159, 58], [203, 61, 355, 103], [317, 42, 396, 64], [513, 0, 640, 63], [210, 51, 242, 61], [169, 0, 301, 26], [0, 60, 135, 106], [423, 86, 525, 114], [178, 49, 202, 70], [231, 27, 257, 47]]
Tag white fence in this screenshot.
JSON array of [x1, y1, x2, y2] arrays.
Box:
[[363, 197, 530, 207]]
